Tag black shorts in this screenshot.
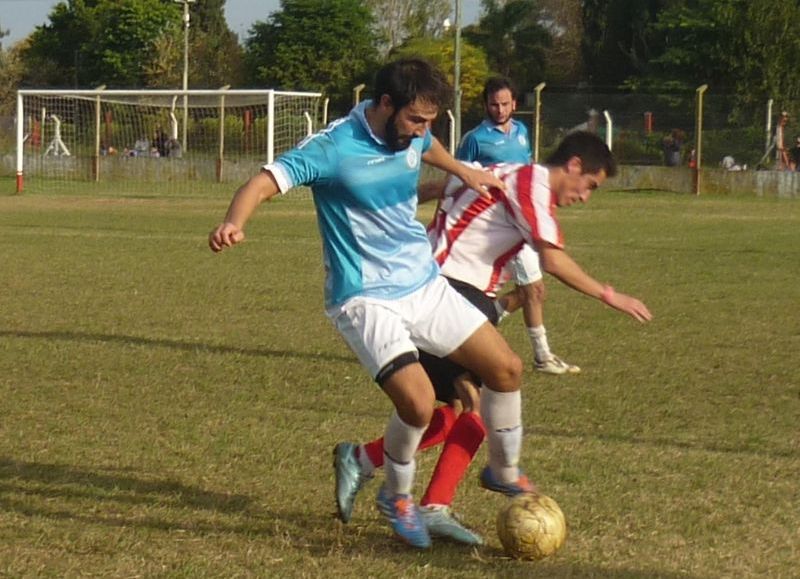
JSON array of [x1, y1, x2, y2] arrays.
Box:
[[420, 277, 498, 403]]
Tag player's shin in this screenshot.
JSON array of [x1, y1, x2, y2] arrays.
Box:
[[383, 410, 426, 495], [421, 411, 486, 506], [479, 388, 522, 483]]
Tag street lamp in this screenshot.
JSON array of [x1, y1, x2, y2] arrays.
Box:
[[174, 0, 196, 151]]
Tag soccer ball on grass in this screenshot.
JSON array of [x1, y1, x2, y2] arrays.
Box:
[[496, 492, 567, 560]]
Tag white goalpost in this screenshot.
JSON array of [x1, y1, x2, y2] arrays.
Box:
[[15, 88, 325, 195]]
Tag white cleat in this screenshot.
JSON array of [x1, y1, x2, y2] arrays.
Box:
[[535, 355, 581, 375]]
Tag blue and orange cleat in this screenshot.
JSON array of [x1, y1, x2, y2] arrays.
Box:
[[375, 484, 431, 549], [479, 466, 537, 496]]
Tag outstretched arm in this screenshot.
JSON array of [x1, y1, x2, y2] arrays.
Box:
[[208, 169, 281, 253], [538, 243, 652, 323]]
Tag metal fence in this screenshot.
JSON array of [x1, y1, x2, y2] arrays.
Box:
[[444, 87, 800, 173]]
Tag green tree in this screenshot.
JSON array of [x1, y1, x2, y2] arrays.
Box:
[[244, 0, 377, 115], [19, 0, 244, 88], [22, 0, 180, 87], [538, 0, 584, 85], [391, 35, 490, 123], [0, 29, 25, 115], [629, 0, 800, 113], [366, 0, 451, 55], [463, 0, 551, 94], [734, 0, 800, 108], [189, 0, 245, 87], [582, 0, 667, 87]]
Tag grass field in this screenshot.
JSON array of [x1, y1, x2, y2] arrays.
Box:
[[1, 178, 799, 578]]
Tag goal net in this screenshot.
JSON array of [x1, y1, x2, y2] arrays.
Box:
[[15, 89, 326, 195]]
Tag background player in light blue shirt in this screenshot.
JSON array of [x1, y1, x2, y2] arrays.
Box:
[[456, 78, 531, 165], [209, 59, 529, 549], [456, 76, 581, 376]]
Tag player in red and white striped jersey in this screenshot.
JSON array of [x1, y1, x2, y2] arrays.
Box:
[[425, 131, 652, 322], [428, 161, 560, 297]]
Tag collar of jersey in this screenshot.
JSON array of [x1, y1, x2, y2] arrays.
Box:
[[351, 100, 390, 147], [482, 118, 519, 135]]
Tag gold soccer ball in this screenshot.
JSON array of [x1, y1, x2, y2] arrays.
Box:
[[496, 493, 567, 560]]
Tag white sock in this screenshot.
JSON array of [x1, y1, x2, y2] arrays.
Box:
[[383, 411, 426, 495], [528, 325, 551, 362], [494, 301, 510, 324], [480, 388, 522, 484]]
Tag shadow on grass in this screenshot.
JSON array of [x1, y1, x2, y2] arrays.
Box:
[[0, 458, 382, 544], [0, 328, 354, 364], [329, 536, 701, 578], [0, 458, 253, 515], [0, 458, 702, 576], [430, 552, 701, 579]]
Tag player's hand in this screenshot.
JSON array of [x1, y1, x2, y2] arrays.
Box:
[[209, 222, 245, 253], [460, 166, 505, 199], [607, 291, 652, 323]]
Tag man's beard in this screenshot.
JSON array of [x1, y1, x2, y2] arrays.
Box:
[[385, 112, 413, 151], [490, 112, 510, 126]]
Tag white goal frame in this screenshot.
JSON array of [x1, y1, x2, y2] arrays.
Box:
[[15, 88, 326, 194]]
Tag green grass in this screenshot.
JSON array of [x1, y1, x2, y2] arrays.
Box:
[[1, 181, 799, 577]]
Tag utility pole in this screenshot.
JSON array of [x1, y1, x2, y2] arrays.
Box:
[[174, 0, 196, 151], [453, 0, 462, 147]]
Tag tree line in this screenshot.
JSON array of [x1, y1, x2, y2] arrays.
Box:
[[1, 0, 799, 118]]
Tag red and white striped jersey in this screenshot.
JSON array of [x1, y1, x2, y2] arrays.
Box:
[[427, 162, 563, 296]]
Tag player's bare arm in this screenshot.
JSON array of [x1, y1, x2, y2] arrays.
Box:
[[209, 170, 280, 253], [422, 137, 504, 197], [538, 243, 652, 323]]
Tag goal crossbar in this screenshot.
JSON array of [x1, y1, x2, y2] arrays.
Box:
[[16, 88, 325, 194]]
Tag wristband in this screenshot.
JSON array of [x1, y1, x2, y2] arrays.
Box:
[[600, 285, 615, 305]]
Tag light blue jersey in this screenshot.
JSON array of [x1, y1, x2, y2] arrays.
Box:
[[265, 100, 439, 308], [456, 118, 531, 165]]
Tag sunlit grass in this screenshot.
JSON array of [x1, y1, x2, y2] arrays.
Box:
[[1, 186, 798, 577]]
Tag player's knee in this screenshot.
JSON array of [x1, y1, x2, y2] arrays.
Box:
[[401, 392, 435, 427], [487, 351, 522, 393], [378, 353, 436, 427], [520, 280, 545, 303], [508, 352, 523, 386]]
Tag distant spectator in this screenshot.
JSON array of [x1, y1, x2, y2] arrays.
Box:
[[775, 111, 790, 170], [662, 129, 685, 167], [790, 136, 800, 172], [720, 155, 744, 171], [154, 128, 169, 157], [570, 108, 601, 135], [134, 135, 150, 156], [166, 138, 183, 159]]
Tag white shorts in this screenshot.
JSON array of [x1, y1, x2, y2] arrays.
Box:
[[510, 244, 543, 286], [326, 275, 488, 379]]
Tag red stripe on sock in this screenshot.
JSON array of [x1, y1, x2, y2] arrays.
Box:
[[421, 411, 486, 507]]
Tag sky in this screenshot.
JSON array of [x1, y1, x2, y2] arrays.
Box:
[[1, 0, 482, 46]]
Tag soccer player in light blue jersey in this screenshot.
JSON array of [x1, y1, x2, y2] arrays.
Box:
[[457, 76, 581, 376], [209, 59, 529, 550]]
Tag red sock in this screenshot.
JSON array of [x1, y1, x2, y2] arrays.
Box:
[[421, 411, 486, 507], [359, 405, 457, 469]]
